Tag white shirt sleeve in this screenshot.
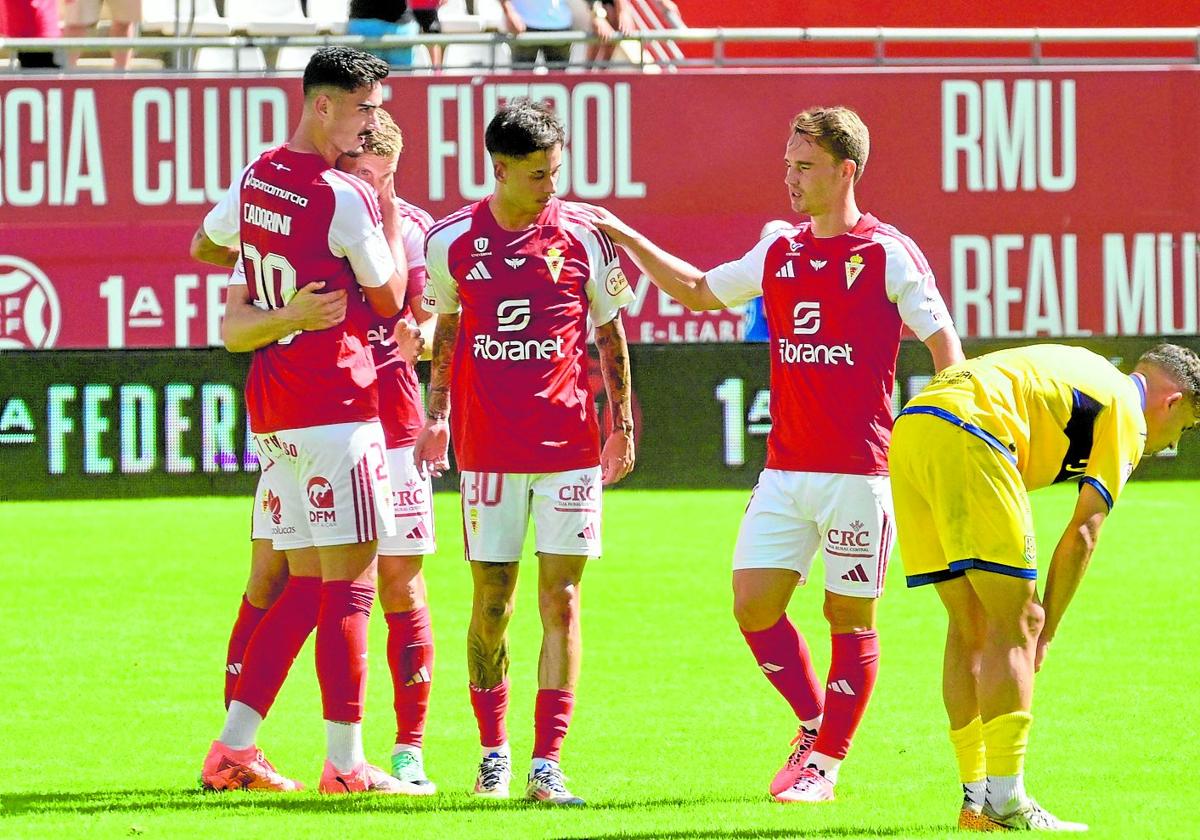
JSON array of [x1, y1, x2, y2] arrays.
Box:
[[879, 235, 953, 341], [582, 227, 635, 327], [326, 173, 395, 289], [704, 235, 775, 307], [423, 222, 465, 315], [202, 167, 250, 248], [397, 204, 432, 271]]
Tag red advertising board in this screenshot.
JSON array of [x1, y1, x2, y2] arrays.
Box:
[[1, 67, 1198, 349]]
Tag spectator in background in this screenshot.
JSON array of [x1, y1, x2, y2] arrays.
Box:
[[586, 0, 633, 69], [500, 0, 575, 69], [410, 0, 444, 68], [62, 0, 141, 71], [743, 220, 792, 341], [2, 0, 61, 68], [348, 0, 420, 68]]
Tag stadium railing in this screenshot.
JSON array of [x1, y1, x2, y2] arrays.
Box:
[[2, 27, 1199, 73]]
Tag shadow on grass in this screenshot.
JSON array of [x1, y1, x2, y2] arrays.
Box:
[[0, 789, 768, 818]]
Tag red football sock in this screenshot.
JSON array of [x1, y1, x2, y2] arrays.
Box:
[[532, 689, 575, 763], [386, 607, 434, 748], [469, 680, 510, 749], [812, 630, 880, 760], [316, 581, 375, 723], [741, 614, 824, 722], [224, 595, 269, 709], [231, 576, 320, 718]]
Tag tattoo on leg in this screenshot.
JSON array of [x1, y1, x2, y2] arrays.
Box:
[[468, 632, 510, 689]]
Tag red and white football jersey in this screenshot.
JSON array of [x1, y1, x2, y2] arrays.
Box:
[[707, 213, 952, 476], [365, 197, 434, 450], [205, 146, 397, 434], [424, 197, 634, 473]]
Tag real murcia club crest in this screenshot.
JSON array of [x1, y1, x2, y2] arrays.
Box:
[[544, 247, 565, 282], [845, 253, 865, 289]]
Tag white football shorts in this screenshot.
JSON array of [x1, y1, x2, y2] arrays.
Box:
[[253, 421, 395, 550], [460, 467, 602, 563], [731, 469, 894, 598], [377, 445, 436, 556], [249, 451, 308, 547]]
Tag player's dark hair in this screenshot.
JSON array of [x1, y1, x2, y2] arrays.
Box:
[[485, 98, 565, 158], [792, 106, 870, 184], [1138, 343, 1200, 413], [303, 47, 389, 98]]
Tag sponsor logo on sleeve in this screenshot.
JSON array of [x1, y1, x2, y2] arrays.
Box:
[[604, 266, 629, 297]]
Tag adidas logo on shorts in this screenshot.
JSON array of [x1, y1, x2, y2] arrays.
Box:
[[405, 520, 430, 540], [840, 564, 869, 583]]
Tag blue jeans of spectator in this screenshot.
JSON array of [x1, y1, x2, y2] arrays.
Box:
[[347, 17, 420, 68]]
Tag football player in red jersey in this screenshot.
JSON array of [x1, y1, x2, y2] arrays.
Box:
[[192, 47, 421, 795], [217, 109, 439, 793], [336, 111, 442, 794], [596, 106, 964, 803], [416, 98, 636, 805]]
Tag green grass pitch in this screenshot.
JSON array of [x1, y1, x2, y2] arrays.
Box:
[[1, 482, 1197, 838]]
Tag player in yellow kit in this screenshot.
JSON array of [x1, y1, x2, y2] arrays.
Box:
[[889, 343, 1200, 832]]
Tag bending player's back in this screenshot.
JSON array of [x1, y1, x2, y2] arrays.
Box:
[[910, 344, 1146, 500]]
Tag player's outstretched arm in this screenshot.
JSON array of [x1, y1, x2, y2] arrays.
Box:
[[190, 226, 240, 269], [591, 209, 725, 312], [222, 282, 348, 352], [596, 315, 636, 485], [923, 325, 965, 372], [413, 312, 458, 478], [1036, 482, 1110, 671]]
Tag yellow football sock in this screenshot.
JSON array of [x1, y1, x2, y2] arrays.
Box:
[[981, 710, 1032, 777], [949, 716, 986, 784]]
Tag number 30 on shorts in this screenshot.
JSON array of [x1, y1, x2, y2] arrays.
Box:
[[464, 472, 503, 507]]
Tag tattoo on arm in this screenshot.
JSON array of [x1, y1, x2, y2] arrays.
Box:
[[595, 317, 633, 431], [427, 313, 459, 418]]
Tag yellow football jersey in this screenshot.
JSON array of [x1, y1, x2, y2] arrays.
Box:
[[903, 345, 1147, 509]]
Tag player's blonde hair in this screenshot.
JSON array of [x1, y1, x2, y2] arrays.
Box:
[[791, 106, 870, 184], [1138, 343, 1200, 413], [362, 109, 403, 159]]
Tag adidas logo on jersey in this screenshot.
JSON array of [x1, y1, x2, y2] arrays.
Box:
[[841, 564, 870, 583], [577, 523, 598, 540], [775, 262, 796, 278], [466, 261, 492, 281], [828, 679, 856, 696], [809, 259, 828, 271]]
